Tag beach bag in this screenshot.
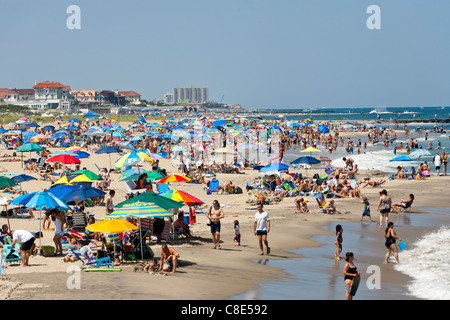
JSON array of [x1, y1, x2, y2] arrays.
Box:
[[235, 187, 243, 194]]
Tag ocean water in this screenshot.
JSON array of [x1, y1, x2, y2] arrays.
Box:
[[395, 207, 450, 300], [230, 210, 449, 300], [283, 122, 450, 173], [257, 106, 450, 122]]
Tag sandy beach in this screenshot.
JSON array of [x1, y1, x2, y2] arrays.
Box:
[[0, 120, 449, 302]]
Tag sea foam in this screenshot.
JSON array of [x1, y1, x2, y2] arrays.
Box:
[[395, 226, 450, 300]]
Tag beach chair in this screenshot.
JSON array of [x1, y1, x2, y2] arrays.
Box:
[[3, 244, 22, 265], [72, 211, 88, 233], [207, 179, 220, 194], [315, 195, 328, 213], [69, 248, 113, 269], [158, 183, 169, 193], [0, 249, 7, 280]]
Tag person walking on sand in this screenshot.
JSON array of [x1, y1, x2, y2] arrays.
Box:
[[442, 152, 448, 176], [377, 189, 391, 227], [384, 222, 402, 264], [433, 152, 442, 176], [254, 203, 270, 255], [206, 200, 224, 249], [343, 252, 359, 300]]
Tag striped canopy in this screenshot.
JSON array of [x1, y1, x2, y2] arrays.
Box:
[[106, 201, 172, 219]]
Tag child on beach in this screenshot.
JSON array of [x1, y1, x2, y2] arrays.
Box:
[[334, 225, 343, 260], [233, 220, 241, 246], [360, 197, 372, 222]]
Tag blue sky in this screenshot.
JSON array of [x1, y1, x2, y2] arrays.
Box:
[[1, 0, 450, 108]]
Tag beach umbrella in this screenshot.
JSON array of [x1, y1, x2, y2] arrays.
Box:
[[11, 191, 70, 253], [157, 174, 190, 184], [300, 147, 321, 155], [70, 169, 102, 180], [159, 190, 204, 206], [95, 146, 123, 169], [53, 174, 93, 186], [213, 147, 238, 155], [105, 201, 174, 259], [118, 142, 135, 150], [107, 201, 172, 219], [119, 171, 163, 182], [114, 150, 153, 168], [17, 143, 44, 152], [212, 120, 227, 126], [121, 167, 146, 179], [59, 186, 106, 203], [67, 118, 82, 123], [114, 192, 184, 210], [86, 219, 138, 234], [43, 125, 55, 132], [11, 174, 37, 192], [0, 176, 18, 188], [84, 111, 100, 118], [316, 156, 332, 162], [389, 156, 413, 162], [409, 149, 432, 158], [259, 162, 289, 173], [291, 156, 321, 165], [46, 154, 81, 165], [317, 125, 330, 133]]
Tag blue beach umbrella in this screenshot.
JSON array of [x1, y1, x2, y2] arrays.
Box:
[[212, 120, 227, 127], [291, 156, 321, 165], [317, 125, 330, 133], [43, 125, 55, 132], [11, 174, 37, 183], [59, 186, 106, 203], [389, 156, 413, 162], [259, 162, 289, 173], [95, 146, 123, 169], [12, 191, 69, 211], [84, 111, 100, 118]]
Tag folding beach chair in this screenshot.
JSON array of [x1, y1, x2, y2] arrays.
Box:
[[158, 183, 169, 192], [0, 249, 7, 280], [207, 179, 220, 194], [315, 195, 328, 213], [70, 248, 113, 269], [3, 244, 22, 265]]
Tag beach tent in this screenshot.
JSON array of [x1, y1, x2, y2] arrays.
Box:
[[84, 111, 100, 118]]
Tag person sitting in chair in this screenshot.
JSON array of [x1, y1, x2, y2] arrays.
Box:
[[391, 194, 414, 213], [173, 212, 192, 238]]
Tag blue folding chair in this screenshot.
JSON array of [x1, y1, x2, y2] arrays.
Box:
[[70, 248, 113, 269], [207, 179, 220, 194], [158, 183, 169, 192]]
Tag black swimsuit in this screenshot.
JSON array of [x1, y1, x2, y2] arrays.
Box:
[[344, 265, 357, 281], [385, 230, 396, 248]]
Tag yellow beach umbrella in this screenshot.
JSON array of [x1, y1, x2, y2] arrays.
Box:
[[301, 147, 321, 153], [53, 174, 93, 185], [86, 219, 138, 234]]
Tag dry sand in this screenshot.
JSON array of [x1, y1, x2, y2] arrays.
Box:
[[0, 125, 449, 301]]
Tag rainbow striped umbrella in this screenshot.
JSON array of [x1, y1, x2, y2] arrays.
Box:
[[157, 174, 190, 184], [106, 201, 172, 219], [159, 190, 204, 206]]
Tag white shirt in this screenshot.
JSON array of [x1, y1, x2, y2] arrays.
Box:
[[255, 210, 270, 231], [434, 154, 442, 166], [12, 230, 34, 243]]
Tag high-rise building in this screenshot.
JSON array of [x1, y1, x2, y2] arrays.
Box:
[[173, 86, 208, 104]]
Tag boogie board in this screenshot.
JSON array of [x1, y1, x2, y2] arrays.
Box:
[[83, 268, 122, 272], [349, 273, 361, 296]]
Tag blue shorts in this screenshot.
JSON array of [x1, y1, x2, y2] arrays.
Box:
[[210, 221, 221, 233], [363, 209, 371, 216]]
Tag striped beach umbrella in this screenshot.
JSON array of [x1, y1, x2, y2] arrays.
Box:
[[114, 150, 153, 168], [159, 190, 204, 206], [157, 174, 190, 184], [106, 201, 172, 219]]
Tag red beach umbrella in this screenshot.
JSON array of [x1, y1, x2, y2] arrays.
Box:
[[46, 154, 81, 164]]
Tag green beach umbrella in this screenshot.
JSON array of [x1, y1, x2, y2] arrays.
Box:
[[17, 143, 44, 152], [0, 176, 18, 188], [70, 169, 102, 180], [115, 191, 184, 209]]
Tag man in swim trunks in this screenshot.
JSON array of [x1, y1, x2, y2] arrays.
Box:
[[159, 244, 180, 273], [206, 200, 224, 249], [254, 203, 271, 255]]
